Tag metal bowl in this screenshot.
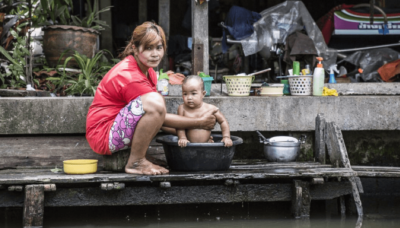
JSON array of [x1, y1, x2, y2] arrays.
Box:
[[156, 134, 243, 171], [263, 141, 300, 162], [256, 131, 305, 162]]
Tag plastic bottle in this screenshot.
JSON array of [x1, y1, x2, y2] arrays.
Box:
[[157, 69, 170, 96], [301, 64, 312, 76], [328, 64, 339, 84], [313, 57, 325, 96]]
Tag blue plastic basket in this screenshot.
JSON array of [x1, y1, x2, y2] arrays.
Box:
[[202, 77, 214, 96]]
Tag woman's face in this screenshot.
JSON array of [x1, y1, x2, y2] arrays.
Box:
[[135, 38, 164, 69]]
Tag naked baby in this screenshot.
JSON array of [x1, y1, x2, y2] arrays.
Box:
[[177, 75, 233, 147]]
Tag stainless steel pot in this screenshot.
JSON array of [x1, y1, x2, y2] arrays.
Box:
[[256, 131, 306, 162]]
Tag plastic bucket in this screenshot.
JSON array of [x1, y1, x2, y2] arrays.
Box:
[[223, 75, 255, 96], [202, 77, 214, 96]]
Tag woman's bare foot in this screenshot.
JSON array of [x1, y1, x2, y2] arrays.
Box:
[[125, 158, 169, 175]]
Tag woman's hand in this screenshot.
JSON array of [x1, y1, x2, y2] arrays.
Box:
[[221, 137, 233, 147], [178, 138, 190, 147], [199, 108, 218, 130]]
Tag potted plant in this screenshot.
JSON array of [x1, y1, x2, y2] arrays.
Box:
[[39, 0, 111, 68], [47, 49, 116, 96]]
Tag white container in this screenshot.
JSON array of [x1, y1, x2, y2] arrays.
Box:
[[288, 76, 313, 96], [312, 67, 325, 96], [157, 79, 169, 96], [260, 84, 284, 96]]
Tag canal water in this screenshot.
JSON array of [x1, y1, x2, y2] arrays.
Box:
[[2, 194, 400, 228]]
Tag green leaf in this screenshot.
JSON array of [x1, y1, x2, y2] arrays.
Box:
[[22, 47, 30, 55], [17, 22, 29, 28], [0, 46, 19, 65], [10, 30, 18, 39], [46, 77, 61, 81]]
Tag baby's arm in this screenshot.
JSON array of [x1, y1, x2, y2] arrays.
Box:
[[177, 105, 190, 147], [214, 107, 233, 147]]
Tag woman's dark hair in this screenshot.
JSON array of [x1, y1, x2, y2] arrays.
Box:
[[119, 21, 167, 59]]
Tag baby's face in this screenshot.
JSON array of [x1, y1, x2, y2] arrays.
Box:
[[182, 79, 206, 109]]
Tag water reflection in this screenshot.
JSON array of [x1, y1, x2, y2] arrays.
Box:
[[3, 201, 400, 228]]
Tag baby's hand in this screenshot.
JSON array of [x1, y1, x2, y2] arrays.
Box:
[[221, 137, 233, 147], [207, 136, 214, 143], [178, 138, 190, 147]]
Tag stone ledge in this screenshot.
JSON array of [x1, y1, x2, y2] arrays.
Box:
[[168, 83, 400, 96], [0, 96, 399, 134]]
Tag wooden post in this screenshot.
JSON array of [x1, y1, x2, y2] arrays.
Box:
[[192, 0, 209, 75], [158, 0, 170, 71], [138, 0, 147, 24], [291, 180, 311, 219], [315, 113, 326, 164], [325, 121, 363, 217], [339, 196, 346, 214], [99, 0, 113, 53], [23, 185, 45, 228]]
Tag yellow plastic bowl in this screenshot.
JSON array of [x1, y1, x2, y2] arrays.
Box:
[[63, 159, 98, 174]]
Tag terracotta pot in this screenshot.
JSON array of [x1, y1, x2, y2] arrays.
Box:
[[43, 25, 99, 68]]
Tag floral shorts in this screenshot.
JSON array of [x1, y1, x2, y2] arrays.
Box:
[[108, 96, 145, 153]]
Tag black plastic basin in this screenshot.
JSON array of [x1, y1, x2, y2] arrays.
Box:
[[156, 134, 243, 171]]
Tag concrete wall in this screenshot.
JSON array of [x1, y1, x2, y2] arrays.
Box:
[[0, 95, 399, 167], [0, 96, 399, 134]]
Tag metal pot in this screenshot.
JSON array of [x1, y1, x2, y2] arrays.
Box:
[[256, 131, 306, 162]]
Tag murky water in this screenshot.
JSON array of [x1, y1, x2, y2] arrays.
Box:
[[2, 196, 400, 228]]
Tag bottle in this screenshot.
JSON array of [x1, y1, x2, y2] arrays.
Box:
[[328, 64, 339, 84], [313, 57, 325, 96], [157, 69, 169, 96]]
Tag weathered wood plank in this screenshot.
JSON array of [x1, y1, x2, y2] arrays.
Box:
[[0, 167, 357, 185], [339, 196, 346, 214], [324, 121, 363, 217], [291, 180, 311, 219], [23, 185, 44, 228], [138, 0, 147, 24], [192, 0, 209, 74], [0, 182, 352, 207], [0, 136, 101, 169], [158, 0, 170, 71], [315, 113, 326, 164], [0, 136, 164, 169]]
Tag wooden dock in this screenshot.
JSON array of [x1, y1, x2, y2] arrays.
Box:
[[0, 114, 378, 227]]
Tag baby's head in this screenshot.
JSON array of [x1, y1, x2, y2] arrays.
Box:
[[181, 75, 206, 108]]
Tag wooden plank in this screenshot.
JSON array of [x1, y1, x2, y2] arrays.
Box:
[[291, 180, 311, 219], [0, 182, 353, 207], [158, 0, 170, 71], [138, 0, 147, 24], [0, 136, 163, 169], [0, 136, 101, 169], [231, 162, 331, 170], [353, 166, 400, 172], [315, 113, 326, 164], [192, 0, 209, 74], [23, 185, 44, 228], [324, 122, 341, 168], [339, 196, 346, 214], [325, 121, 363, 217], [192, 43, 204, 74], [0, 167, 357, 185]]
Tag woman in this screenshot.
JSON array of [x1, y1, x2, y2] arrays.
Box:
[[86, 22, 217, 175]]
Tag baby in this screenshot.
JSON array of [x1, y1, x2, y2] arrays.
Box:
[[177, 75, 233, 147]]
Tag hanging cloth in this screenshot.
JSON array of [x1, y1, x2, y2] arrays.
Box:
[[222, 6, 261, 53]]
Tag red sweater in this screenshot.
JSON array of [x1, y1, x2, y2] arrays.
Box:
[[86, 55, 157, 155]]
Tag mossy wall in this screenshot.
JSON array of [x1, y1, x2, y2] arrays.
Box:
[[227, 131, 400, 166]]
